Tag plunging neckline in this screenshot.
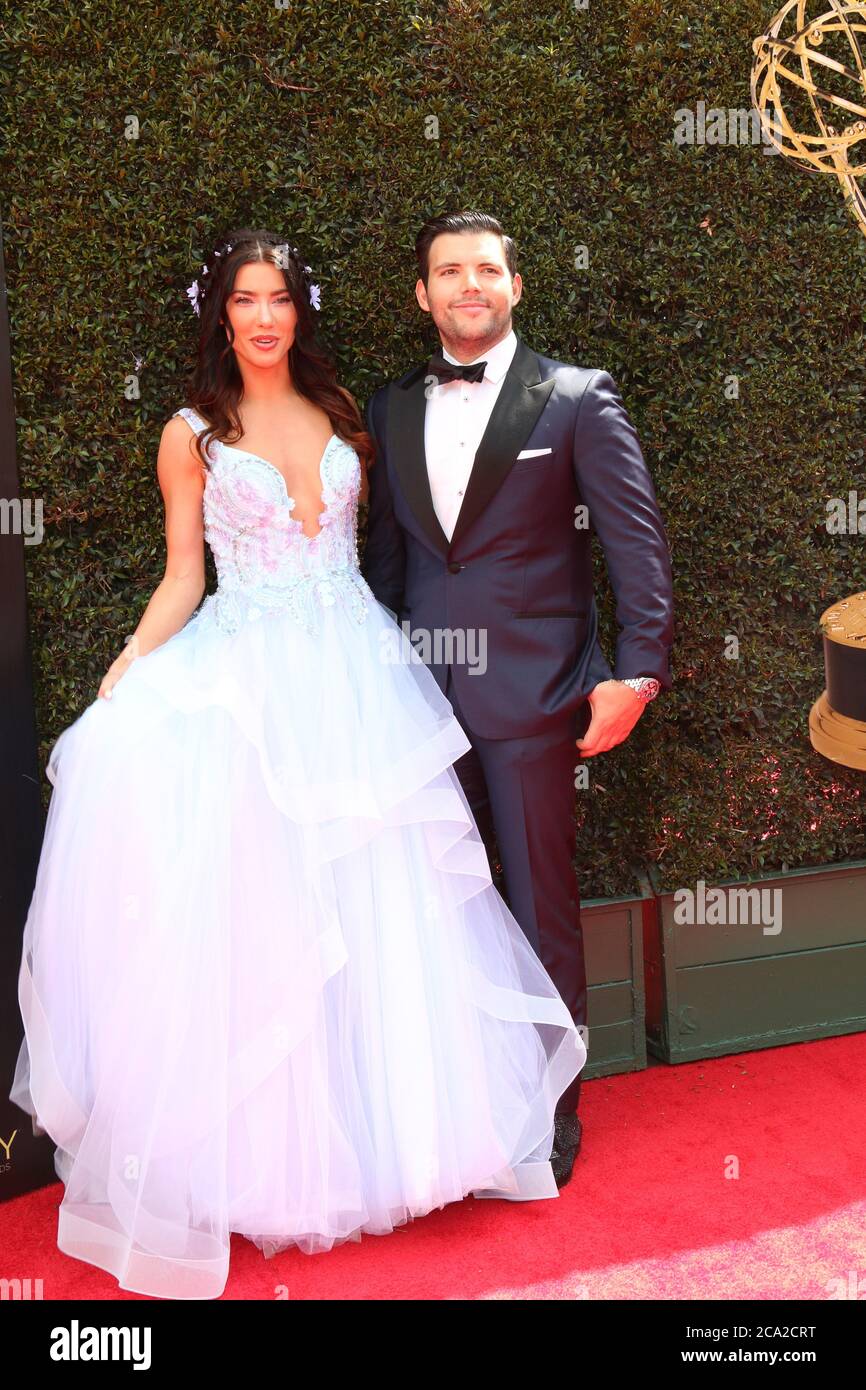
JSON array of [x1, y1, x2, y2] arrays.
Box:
[[218, 434, 338, 540]]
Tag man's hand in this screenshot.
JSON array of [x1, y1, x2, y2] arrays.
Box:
[[576, 679, 646, 757]]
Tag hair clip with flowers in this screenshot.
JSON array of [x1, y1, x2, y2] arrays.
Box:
[[185, 242, 321, 316]]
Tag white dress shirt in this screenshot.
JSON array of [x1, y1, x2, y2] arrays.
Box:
[[424, 328, 518, 541]]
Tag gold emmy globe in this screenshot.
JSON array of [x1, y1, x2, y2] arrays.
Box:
[[752, 2, 866, 233], [753, 6, 866, 768]]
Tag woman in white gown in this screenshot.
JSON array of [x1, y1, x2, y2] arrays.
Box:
[[8, 227, 586, 1300]]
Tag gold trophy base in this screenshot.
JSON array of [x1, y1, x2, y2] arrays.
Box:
[[809, 691, 866, 772]]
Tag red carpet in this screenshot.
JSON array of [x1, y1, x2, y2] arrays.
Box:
[[3, 1033, 864, 1300]]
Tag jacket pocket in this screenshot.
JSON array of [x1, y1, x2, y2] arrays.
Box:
[[512, 452, 556, 471]]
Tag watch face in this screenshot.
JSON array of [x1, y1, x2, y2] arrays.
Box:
[[627, 677, 660, 698]]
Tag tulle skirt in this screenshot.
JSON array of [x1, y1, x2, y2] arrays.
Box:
[[9, 585, 586, 1299]]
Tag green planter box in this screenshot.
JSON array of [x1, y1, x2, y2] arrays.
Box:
[[644, 858, 866, 1063], [581, 876, 650, 1079]]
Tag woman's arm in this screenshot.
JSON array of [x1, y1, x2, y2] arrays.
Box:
[[98, 417, 206, 699]]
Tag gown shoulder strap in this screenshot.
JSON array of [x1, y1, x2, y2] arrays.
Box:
[[173, 405, 209, 434]]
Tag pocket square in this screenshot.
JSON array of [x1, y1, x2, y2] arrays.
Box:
[[516, 447, 553, 459]]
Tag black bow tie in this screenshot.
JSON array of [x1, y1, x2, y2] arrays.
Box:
[[427, 350, 487, 385]]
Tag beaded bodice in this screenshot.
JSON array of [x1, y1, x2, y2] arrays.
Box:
[[173, 407, 371, 637]]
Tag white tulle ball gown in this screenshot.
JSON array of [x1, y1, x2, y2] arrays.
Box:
[[8, 406, 586, 1300]]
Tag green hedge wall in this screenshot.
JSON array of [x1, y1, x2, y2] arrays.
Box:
[[3, 0, 863, 897]]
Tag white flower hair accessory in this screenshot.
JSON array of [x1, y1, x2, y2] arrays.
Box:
[[299, 258, 322, 311], [186, 243, 233, 317], [186, 241, 321, 315], [278, 244, 322, 312]]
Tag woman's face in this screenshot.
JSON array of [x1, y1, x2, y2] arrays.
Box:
[[222, 259, 298, 372]]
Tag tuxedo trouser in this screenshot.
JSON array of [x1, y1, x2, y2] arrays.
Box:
[[444, 665, 589, 1116]]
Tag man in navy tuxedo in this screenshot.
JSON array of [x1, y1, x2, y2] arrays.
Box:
[[361, 210, 674, 1186]]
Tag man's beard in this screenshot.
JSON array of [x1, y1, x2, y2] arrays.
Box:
[[439, 304, 511, 351]]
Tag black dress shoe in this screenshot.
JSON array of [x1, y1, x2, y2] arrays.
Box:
[[551, 1113, 582, 1189]]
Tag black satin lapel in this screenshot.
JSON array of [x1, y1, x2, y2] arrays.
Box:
[[448, 339, 555, 552], [387, 338, 555, 560], [388, 368, 451, 559]]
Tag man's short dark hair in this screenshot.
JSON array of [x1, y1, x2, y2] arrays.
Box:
[[415, 210, 517, 287]]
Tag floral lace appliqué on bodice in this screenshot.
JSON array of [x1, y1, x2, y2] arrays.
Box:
[[173, 407, 371, 638]]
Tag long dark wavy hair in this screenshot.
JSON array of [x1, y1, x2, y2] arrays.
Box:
[[180, 226, 374, 500]]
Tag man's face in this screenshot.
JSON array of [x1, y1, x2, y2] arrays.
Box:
[[415, 231, 522, 358]]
